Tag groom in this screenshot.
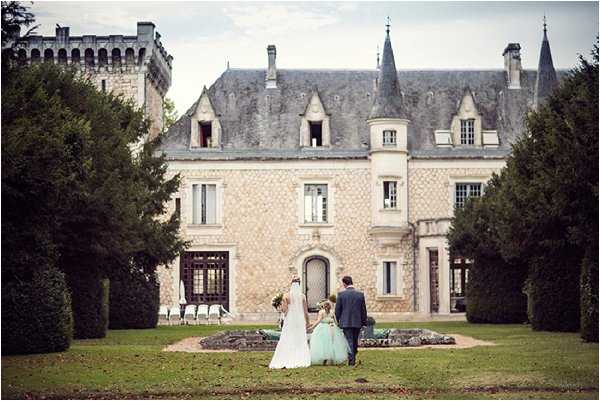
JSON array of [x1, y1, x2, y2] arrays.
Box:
[[335, 276, 367, 366]]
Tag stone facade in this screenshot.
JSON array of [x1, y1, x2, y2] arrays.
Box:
[[157, 161, 416, 318]]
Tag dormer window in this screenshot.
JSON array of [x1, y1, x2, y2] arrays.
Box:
[[190, 87, 221, 149], [310, 122, 323, 147], [383, 130, 397, 146], [460, 119, 475, 145], [199, 122, 212, 148], [300, 91, 331, 147]]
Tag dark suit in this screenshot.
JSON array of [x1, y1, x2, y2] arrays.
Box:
[[335, 286, 367, 365]]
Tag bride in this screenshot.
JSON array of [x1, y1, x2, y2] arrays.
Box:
[[269, 275, 311, 369]]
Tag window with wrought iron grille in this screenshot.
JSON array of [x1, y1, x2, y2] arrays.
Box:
[[192, 184, 217, 224], [454, 183, 482, 208], [460, 119, 475, 145], [383, 130, 397, 146], [383, 181, 397, 209], [304, 184, 328, 223], [383, 261, 397, 295]]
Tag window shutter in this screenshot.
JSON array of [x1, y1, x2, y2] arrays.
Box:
[[192, 184, 200, 224], [316, 194, 324, 223], [304, 192, 313, 223], [205, 184, 217, 224], [377, 264, 384, 296], [390, 262, 398, 295]]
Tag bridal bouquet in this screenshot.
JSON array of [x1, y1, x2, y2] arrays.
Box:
[[271, 292, 283, 310]]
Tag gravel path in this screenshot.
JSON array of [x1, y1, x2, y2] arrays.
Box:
[[162, 333, 494, 353]]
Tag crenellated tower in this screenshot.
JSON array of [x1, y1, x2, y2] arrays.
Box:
[[367, 21, 411, 247], [8, 22, 172, 141]]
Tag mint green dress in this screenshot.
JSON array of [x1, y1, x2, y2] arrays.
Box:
[[309, 311, 350, 365]]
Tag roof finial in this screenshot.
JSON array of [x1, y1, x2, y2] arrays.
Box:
[[376, 45, 380, 69], [385, 16, 391, 36], [543, 14, 547, 34]]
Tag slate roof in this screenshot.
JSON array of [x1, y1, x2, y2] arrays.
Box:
[[161, 33, 563, 161], [369, 30, 405, 119], [534, 24, 558, 108]]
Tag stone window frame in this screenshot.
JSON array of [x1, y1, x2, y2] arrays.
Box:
[[377, 175, 403, 213], [449, 90, 484, 147], [190, 89, 222, 150], [186, 177, 224, 234], [297, 177, 335, 229], [375, 255, 405, 300]]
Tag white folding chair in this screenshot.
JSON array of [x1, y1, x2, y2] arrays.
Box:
[[168, 306, 181, 325], [183, 304, 196, 325], [196, 304, 209, 324], [208, 304, 221, 325], [158, 305, 169, 325]]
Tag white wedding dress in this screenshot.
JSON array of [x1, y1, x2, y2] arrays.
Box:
[[269, 282, 311, 369]]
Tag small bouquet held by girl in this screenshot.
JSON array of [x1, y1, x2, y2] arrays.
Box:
[[307, 299, 350, 365], [271, 292, 285, 329]]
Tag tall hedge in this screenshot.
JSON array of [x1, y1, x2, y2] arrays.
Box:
[[528, 252, 581, 332], [68, 273, 109, 339], [109, 270, 159, 329], [580, 255, 598, 341], [1, 267, 73, 355], [466, 256, 527, 324]]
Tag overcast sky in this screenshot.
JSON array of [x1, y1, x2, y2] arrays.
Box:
[[31, 1, 598, 115]]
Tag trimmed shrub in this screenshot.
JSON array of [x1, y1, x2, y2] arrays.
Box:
[[1, 267, 73, 355], [68, 273, 109, 339], [109, 270, 159, 329], [580, 255, 598, 342], [466, 256, 527, 324], [529, 255, 580, 332]]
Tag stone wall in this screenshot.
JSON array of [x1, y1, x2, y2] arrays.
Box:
[[145, 78, 164, 139], [89, 71, 140, 106], [157, 161, 415, 315]]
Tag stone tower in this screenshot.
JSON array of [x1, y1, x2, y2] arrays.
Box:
[[367, 21, 411, 247], [10, 22, 172, 141]]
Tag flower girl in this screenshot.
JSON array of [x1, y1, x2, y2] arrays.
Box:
[[308, 299, 350, 365]]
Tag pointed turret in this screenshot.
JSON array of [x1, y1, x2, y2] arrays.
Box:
[[534, 17, 558, 108], [369, 21, 404, 119]]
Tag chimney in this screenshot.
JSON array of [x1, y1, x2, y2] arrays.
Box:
[[502, 43, 522, 89], [266, 45, 277, 89], [55, 26, 70, 43], [137, 21, 155, 42]]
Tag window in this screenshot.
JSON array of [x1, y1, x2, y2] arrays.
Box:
[[193, 269, 204, 294], [383, 181, 397, 209], [454, 183, 482, 208], [199, 122, 212, 148], [309, 122, 323, 147], [450, 257, 471, 312], [175, 198, 181, 219], [192, 184, 216, 224], [304, 184, 328, 223], [383, 261, 397, 295], [101, 79, 106, 93], [460, 119, 475, 145], [383, 130, 397, 146]]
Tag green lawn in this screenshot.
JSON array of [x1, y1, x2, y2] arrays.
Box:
[[1, 322, 598, 399]]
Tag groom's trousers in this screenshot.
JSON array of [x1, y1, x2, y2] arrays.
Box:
[[343, 327, 361, 365]]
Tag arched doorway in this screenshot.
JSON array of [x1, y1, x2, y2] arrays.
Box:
[[303, 256, 329, 312]]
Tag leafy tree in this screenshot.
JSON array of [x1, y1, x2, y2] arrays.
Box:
[[1, 1, 37, 47], [163, 97, 178, 132], [449, 42, 598, 338], [2, 63, 186, 340]]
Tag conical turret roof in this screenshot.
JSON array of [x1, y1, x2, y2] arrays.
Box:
[[368, 24, 405, 119], [534, 19, 558, 107]]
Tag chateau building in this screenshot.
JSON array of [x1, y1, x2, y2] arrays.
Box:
[[5, 22, 172, 140], [157, 22, 560, 320], [6, 20, 559, 320]]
